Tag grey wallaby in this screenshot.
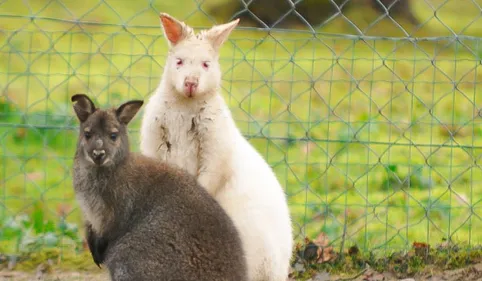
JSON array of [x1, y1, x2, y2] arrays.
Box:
[[71, 94, 248, 281]]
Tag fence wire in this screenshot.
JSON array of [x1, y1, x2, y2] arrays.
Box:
[[1, 0, 482, 259]]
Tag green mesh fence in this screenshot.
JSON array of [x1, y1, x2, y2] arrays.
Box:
[[1, 0, 482, 260]]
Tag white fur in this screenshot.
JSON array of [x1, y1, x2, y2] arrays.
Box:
[[76, 194, 104, 233], [140, 13, 293, 281]]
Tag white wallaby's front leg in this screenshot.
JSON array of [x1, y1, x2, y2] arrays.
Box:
[[140, 113, 170, 161], [196, 133, 232, 196]]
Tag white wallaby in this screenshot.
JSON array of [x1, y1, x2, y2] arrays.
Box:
[[140, 13, 293, 281]]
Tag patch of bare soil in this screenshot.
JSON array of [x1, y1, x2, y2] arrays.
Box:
[[0, 269, 109, 281], [2, 263, 482, 281], [291, 262, 482, 281], [413, 262, 482, 281]]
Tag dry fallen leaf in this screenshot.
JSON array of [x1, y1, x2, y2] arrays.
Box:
[[313, 232, 335, 263], [313, 232, 329, 248], [316, 246, 335, 263], [362, 267, 385, 281], [296, 233, 337, 264], [412, 241, 429, 248], [412, 241, 430, 257]]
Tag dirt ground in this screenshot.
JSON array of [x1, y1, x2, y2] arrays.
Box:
[[338, 262, 482, 281], [0, 270, 109, 281], [1, 262, 482, 281]]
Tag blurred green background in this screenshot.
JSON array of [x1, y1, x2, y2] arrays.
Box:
[[0, 0, 481, 260]]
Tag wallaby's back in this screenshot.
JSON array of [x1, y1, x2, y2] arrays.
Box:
[[101, 155, 247, 281], [70, 94, 247, 281]]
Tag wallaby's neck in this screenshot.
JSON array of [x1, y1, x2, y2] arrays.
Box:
[[73, 153, 134, 236], [74, 151, 130, 192]]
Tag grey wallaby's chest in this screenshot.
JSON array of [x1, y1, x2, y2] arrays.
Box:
[[72, 163, 118, 234]]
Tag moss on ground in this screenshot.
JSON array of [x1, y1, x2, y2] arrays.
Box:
[[290, 239, 482, 280], [1, 241, 481, 281]]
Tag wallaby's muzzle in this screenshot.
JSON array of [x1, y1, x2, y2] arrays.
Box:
[[184, 76, 199, 97], [82, 146, 110, 166], [92, 149, 106, 165], [86, 138, 109, 166]]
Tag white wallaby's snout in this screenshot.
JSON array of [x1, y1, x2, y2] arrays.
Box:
[[184, 76, 199, 97]]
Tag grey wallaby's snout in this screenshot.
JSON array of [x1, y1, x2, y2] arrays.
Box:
[[71, 94, 144, 167], [91, 139, 106, 164], [91, 147, 106, 165]]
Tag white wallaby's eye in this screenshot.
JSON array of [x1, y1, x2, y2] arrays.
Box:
[[176, 58, 183, 66], [202, 61, 209, 70]]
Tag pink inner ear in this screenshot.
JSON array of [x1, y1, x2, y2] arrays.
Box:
[[161, 16, 183, 45]]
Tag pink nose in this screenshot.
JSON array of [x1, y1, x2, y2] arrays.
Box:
[[184, 80, 198, 96]]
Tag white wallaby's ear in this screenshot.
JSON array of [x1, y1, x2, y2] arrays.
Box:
[[204, 18, 240, 52], [159, 13, 191, 47]]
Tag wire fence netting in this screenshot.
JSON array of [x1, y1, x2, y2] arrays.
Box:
[[0, 0, 482, 257]]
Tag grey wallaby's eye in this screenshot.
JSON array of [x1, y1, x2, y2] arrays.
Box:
[[110, 133, 118, 141], [84, 131, 92, 139]]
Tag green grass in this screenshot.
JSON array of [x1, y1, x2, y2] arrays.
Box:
[[1, 0, 482, 259]]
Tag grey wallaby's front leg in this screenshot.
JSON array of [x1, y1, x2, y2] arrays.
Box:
[[85, 222, 108, 268]]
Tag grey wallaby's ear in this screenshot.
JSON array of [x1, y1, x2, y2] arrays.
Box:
[[71, 94, 96, 123], [116, 100, 144, 125]]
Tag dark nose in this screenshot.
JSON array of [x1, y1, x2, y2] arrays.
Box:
[[92, 149, 105, 161]]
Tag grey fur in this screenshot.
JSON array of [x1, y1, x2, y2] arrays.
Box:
[[71, 94, 248, 281]]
